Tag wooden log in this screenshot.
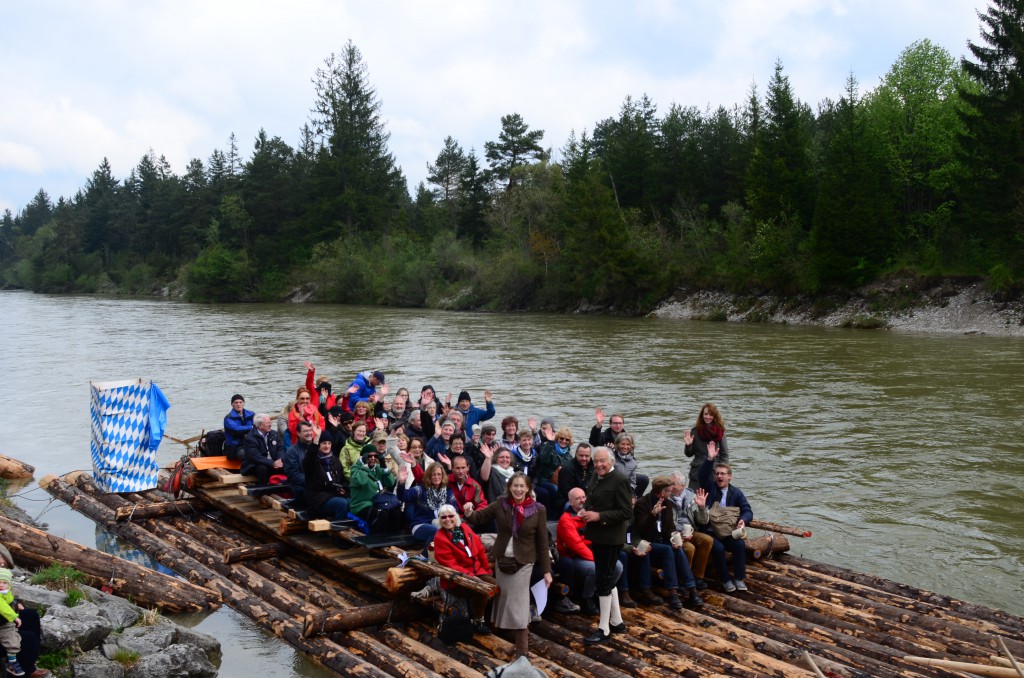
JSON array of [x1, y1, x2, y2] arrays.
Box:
[[755, 558, 1024, 657], [390, 624, 520, 678], [302, 601, 422, 636], [340, 632, 439, 678], [221, 542, 292, 564], [40, 474, 392, 677], [770, 554, 1024, 636], [749, 519, 812, 537], [745, 533, 790, 560], [278, 517, 309, 535], [113, 498, 205, 521], [385, 566, 425, 594], [622, 600, 860, 678], [526, 619, 689, 677], [743, 578, 974, 661], [0, 514, 220, 612], [903, 656, 1020, 677], [698, 591, 934, 678], [610, 607, 817, 678], [0, 454, 34, 479]]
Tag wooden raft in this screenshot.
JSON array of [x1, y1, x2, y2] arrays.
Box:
[[33, 464, 1024, 678]]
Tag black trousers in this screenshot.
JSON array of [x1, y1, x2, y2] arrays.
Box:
[[592, 544, 622, 597]]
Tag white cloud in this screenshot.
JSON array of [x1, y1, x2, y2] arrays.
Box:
[[0, 0, 987, 211]]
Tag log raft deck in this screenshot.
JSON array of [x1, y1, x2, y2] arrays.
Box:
[[37, 464, 1024, 678]]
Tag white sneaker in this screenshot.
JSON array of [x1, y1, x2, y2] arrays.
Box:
[[734, 579, 748, 592], [722, 580, 737, 593], [411, 585, 433, 599]]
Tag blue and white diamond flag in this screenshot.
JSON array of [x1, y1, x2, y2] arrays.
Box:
[[90, 379, 171, 493]]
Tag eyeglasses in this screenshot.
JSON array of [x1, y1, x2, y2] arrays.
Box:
[[556, 436, 571, 443], [439, 515, 457, 520], [714, 472, 730, 477]]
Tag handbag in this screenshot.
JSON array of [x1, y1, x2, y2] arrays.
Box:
[[438, 575, 475, 644], [496, 556, 520, 574], [708, 505, 741, 539]]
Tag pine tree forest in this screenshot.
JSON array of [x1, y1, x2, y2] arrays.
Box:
[[2, 11, 1023, 311]]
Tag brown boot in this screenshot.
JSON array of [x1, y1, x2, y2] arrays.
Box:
[[635, 588, 664, 606], [619, 590, 637, 608], [514, 628, 529, 657]]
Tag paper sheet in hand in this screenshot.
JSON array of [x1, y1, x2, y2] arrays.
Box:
[[530, 579, 548, 616]]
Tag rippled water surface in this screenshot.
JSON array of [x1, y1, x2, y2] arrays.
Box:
[[2, 291, 1022, 673]]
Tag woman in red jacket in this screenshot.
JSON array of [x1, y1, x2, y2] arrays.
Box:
[[432, 503, 494, 635]]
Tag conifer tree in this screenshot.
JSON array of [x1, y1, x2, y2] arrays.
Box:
[[959, 0, 1024, 267]]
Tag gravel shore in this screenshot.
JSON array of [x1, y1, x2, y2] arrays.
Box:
[[652, 278, 1024, 337]]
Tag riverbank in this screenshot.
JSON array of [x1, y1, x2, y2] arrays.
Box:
[[652, 275, 1024, 337]]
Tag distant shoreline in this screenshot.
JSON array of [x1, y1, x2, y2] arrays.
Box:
[[652, 276, 1024, 337]]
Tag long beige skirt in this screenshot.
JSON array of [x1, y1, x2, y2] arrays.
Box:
[[492, 563, 532, 630]]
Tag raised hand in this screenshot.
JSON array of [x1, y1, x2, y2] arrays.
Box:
[[528, 416, 538, 430], [381, 384, 390, 396], [304, 360, 315, 371], [374, 417, 388, 430], [398, 466, 409, 484], [480, 442, 494, 459], [347, 385, 359, 394], [484, 389, 492, 402], [595, 407, 605, 427], [399, 451, 414, 465], [694, 488, 708, 508], [683, 429, 694, 446], [652, 497, 665, 516], [707, 440, 719, 460], [437, 453, 452, 469]]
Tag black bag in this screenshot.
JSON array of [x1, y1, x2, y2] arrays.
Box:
[[200, 429, 227, 457], [366, 492, 404, 534], [438, 611, 474, 644]]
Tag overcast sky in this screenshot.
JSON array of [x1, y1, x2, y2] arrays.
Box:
[[1, 0, 985, 216]]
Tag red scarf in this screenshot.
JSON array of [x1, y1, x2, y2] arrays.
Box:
[[698, 421, 724, 443], [507, 496, 536, 537]]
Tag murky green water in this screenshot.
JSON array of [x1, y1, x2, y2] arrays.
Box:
[[2, 291, 1022, 673]]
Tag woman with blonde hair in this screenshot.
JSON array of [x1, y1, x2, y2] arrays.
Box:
[[531, 426, 573, 518], [287, 387, 324, 444]]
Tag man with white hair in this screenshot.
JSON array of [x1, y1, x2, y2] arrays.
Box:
[[241, 413, 284, 486], [667, 471, 713, 590], [579, 446, 633, 645]]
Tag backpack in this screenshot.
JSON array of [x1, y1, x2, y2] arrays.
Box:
[[366, 492, 405, 534], [199, 429, 227, 457]]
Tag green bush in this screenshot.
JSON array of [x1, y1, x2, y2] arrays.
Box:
[[185, 244, 253, 302]]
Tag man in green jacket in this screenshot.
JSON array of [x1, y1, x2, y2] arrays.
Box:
[[579, 446, 634, 645], [349, 449, 396, 519]]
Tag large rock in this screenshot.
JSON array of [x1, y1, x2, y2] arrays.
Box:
[[41, 602, 113, 652], [84, 586, 144, 630], [102, 621, 219, 664], [72, 649, 126, 678], [126, 643, 217, 678]]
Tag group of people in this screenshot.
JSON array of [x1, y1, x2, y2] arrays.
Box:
[[222, 365, 754, 654]]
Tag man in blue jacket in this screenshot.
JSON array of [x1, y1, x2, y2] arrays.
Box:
[[697, 443, 753, 593], [347, 370, 386, 405], [223, 394, 254, 460], [455, 389, 495, 431]]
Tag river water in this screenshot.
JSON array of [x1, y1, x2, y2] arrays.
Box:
[[1, 291, 1022, 674]]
